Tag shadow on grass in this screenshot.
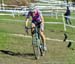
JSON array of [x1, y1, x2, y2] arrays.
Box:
[[0, 50, 35, 59]]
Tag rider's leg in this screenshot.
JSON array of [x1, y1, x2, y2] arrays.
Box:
[[40, 31, 45, 44], [40, 24, 47, 51], [40, 31, 47, 51]]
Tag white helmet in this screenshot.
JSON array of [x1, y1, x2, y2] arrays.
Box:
[[28, 4, 36, 12]]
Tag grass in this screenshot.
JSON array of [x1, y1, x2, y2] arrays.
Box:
[[0, 15, 75, 64]]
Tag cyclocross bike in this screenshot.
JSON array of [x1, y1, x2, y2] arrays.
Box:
[[32, 24, 45, 59], [25, 23, 45, 59]]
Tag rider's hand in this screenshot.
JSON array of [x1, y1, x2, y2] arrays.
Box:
[[25, 26, 28, 29], [25, 26, 29, 34]]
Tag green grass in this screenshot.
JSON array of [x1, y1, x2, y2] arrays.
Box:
[[0, 15, 75, 64]]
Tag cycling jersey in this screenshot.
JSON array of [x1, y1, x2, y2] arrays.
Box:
[[26, 8, 42, 22]]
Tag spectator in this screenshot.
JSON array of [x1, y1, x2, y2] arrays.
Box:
[[64, 6, 71, 24]]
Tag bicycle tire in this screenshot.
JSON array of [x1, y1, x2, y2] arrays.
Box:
[[32, 33, 41, 59]]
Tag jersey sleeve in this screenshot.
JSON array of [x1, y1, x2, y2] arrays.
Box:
[[26, 11, 31, 18]]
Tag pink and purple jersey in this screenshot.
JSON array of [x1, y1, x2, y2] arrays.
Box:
[[26, 8, 42, 22]]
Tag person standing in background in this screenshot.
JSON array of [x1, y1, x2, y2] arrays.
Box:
[[64, 6, 71, 24]]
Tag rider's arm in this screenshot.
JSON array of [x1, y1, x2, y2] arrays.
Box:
[[25, 11, 30, 27], [25, 18, 29, 27], [41, 15, 44, 24], [39, 11, 44, 24]]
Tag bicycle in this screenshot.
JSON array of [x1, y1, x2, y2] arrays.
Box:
[[25, 23, 45, 59]]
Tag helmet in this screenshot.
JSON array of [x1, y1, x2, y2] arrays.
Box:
[[28, 4, 36, 12]]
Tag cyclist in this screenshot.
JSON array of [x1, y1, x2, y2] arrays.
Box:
[[25, 4, 47, 51]]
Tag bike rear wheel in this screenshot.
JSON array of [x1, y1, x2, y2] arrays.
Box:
[[40, 44, 45, 56]]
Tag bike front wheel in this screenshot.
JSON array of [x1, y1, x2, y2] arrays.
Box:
[[32, 35, 41, 59]]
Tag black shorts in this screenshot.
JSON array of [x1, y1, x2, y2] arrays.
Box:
[[32, 20, 41, 27], [32, 20, 44, 31]]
